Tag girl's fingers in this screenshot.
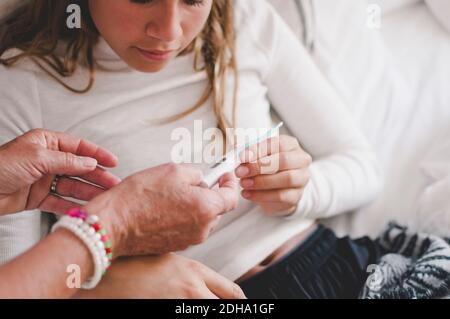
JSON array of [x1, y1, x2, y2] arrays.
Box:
[[240, 135, 301, 163], [240, 136, 279, 163], [242, 188, 303, 206], [236, 154, 279, 177], [236, 150, 312, 178], [240, 169, 310, 190]]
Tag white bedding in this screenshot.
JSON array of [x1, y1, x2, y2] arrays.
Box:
[[346, 3, 450, 237], [426, 0, 450, 34], [417, 128, 450, 237], [270, 0, 450, 238], [371, 0, 421, 14]]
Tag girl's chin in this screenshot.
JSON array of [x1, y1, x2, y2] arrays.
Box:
[[126, 57, 171, 73], [135, 62, 170, 73]]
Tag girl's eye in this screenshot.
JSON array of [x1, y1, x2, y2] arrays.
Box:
[[184, 0, 205, 6], [130, 0, 205, 7], [130, 0, 155, 3]]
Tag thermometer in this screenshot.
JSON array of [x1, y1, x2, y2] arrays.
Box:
[[200, 122, 284, 188]]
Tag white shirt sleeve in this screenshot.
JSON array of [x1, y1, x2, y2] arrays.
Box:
[[243, 0, 383, 219], [0, 63, 43, 264]]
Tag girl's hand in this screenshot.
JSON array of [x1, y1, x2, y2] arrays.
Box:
[[235, 135, 312, 216]]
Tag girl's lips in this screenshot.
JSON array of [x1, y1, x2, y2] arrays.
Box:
[[136, 47, 176, 61]]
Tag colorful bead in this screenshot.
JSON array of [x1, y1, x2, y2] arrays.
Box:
[[67, 208, 87, 221], [64, 209, 113, 275], [87, 215, 99, 224]]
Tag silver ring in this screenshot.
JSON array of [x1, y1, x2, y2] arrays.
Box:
[[50, 175, 61, 195]]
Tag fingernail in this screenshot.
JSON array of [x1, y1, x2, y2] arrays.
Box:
[[241, 179, 254, 188], [81, 157, 98, 167], [242, 191, 251, 199], [235, 166, 250, 177]]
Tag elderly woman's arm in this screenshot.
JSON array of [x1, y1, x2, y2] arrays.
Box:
[[0, 196, 244, 299], [0, 228, 94, 298], [0, 130, 244, 298]]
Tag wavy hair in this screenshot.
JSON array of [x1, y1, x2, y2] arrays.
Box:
[[0, 0, 238, 139]]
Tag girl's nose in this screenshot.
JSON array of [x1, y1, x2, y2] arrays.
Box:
[[145, 3, 182, 43]]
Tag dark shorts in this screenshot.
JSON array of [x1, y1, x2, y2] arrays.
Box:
[[239, 225, 382, 299]]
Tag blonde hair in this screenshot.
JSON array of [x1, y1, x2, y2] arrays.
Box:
[[0, 0, 238, 141]]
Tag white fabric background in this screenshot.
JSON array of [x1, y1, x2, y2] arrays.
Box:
[[269, 0, 450, 238]]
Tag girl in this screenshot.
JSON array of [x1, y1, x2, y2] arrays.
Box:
[[0, 0, 382, 298]]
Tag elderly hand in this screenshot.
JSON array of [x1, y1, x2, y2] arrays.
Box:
[[235, 135, 312, 216], [86, 163, 239, 258], [75, 254, 246, 299], [0, 129, 120, 215]]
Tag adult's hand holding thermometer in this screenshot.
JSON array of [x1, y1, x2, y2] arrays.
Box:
[[200, 122, 284, 189]]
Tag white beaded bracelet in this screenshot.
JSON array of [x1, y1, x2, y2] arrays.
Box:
[[52, 216, 109, 289]]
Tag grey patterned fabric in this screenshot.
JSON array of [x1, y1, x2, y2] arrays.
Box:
[[361, 223, 450, 299]]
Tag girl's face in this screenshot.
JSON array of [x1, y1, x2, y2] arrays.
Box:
[[88, 0, 212, 72]]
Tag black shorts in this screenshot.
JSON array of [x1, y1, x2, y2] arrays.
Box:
[[239, 225, 382, 299]]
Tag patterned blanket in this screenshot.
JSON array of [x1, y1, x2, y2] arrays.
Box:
[[361, 223, 450, 299]]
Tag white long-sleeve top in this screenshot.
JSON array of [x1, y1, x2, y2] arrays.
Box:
[[0, 0, 381, 280]]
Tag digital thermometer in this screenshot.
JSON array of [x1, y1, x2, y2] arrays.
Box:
[[200, 122, 284, 188]]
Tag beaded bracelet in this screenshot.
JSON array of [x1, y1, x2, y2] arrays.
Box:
[[53, 218, 106, 289], [51, 208, 113, 289], [67, 209, 113, 265]]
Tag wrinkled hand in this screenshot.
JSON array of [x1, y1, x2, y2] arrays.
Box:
[[75, 254, 246, 299], [89, 163, 239, 258], [0, 129, 120, 215], [236, 135, 311, 216]]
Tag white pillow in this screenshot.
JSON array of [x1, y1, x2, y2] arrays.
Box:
[[267, 0, 415, 237], [266, 0, 315, 51], [416, 177, 450, 238], [417, 131, 450, 237], [425, 0, 450, 34], [268, 0, 411, 166]]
